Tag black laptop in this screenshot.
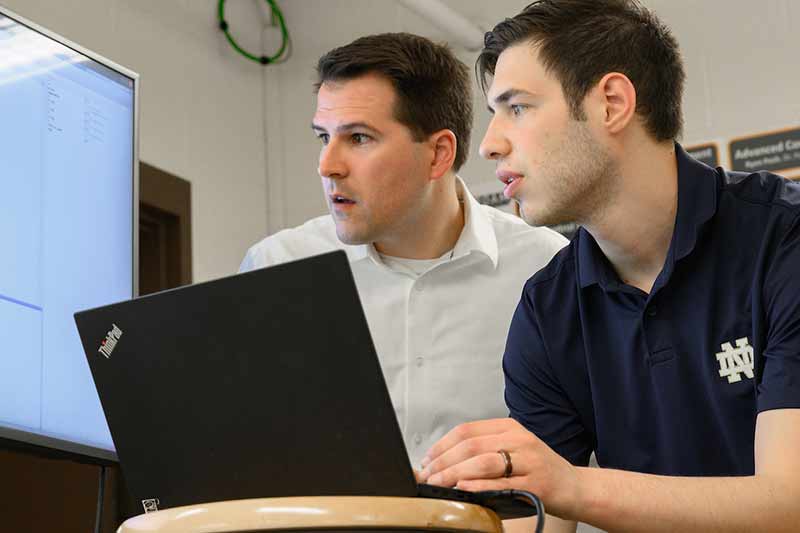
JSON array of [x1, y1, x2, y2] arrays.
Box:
[[74, 251, 536, 518]]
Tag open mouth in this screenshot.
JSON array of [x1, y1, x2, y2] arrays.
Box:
[[497, 171, 522, 186], [330, 194, 355, 205], [497, 171, 523, 199]]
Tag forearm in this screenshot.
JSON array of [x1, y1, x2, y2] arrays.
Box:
[[570, 467, 799, 533]]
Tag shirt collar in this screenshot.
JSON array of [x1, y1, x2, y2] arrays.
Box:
[[452, 176, 500, 268], [342, 176, 499, 268], [578, 143, 718, 290]]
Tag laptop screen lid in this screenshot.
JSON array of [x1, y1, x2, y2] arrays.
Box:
[[75, 251, 419, 511]]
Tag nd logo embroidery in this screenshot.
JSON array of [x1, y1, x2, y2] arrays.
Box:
[[716, 337, 754, 383]]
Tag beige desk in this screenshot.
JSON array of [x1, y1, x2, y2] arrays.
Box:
[[118, 496, 503, 533]]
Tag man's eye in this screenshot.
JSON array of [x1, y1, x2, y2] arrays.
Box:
[[351, 133, 370, 144], [510, 104, 526, 116], [317, 133, 330, 145]]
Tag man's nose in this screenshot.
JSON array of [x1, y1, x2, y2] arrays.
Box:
[[479, 115, 510, 161], [318, 141, 348, 179]]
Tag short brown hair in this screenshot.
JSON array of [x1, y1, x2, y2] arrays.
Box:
[[316, 33, 473, 171], [478, 0, 685, 141]]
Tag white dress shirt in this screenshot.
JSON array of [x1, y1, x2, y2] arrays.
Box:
[[240, 179, 568, 466]]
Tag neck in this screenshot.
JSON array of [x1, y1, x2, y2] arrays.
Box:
[[582, 139, 678, 294], [374, 174, 464, 259]]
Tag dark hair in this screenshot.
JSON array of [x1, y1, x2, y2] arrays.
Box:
[[478, 0, 685, 141], [316, 33, 473, 171]]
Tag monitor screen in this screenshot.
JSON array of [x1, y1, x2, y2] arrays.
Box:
[[0, 8, 137, 462]]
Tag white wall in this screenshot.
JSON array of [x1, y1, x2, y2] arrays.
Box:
[[648, 0, 800, 163]]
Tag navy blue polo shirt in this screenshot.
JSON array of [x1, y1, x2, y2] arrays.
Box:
[[504, 144, 800, 476]]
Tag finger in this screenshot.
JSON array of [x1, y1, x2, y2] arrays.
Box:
[[422, 418, 517, 467], [424, 433, 505, 480], [456, 477, 516, 492], [427, 450, 507, 488]]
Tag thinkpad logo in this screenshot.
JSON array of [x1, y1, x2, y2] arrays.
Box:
[[142, 498, 160, 513], [98, 324, 123, 359], [716, 337, 754, 383]]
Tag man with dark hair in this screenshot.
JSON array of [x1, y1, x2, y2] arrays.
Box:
[[420, 1, 800, 532], [240, 33, 566, 469]]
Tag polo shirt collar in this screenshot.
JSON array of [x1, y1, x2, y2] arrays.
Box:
[[577, 143, 718, 290], [670, 143, 718, 262], [346, 176, 499, 268], [576, 229, 613, 290]]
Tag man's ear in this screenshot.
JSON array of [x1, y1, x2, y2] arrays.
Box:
[[428, 129, 457, 181], [594, 72, 637, 135]]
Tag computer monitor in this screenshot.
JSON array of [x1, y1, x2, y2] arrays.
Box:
[[0, 6, 138, 464]]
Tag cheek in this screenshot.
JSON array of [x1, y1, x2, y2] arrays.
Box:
[[376, 148, 417, 184], [517, 129, 545, 169], [381, 167, 422, 214], [357, 143, 426, 210]]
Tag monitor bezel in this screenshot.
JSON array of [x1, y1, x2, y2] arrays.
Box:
[[0, 5, 139, 465]]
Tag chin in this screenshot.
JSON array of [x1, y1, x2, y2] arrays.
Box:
[[519, 202, 546, 226], [521, 207, 565, 228], [334, 226, 371, 246]]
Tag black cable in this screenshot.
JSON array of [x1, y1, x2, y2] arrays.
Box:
[[94, 464, 107, 533], [476, 488, 546, 532], [218, 0, 290, 65], [509, 489, 546, 533]]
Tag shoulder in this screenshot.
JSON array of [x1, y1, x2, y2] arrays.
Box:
[[240, 215, 341, 271], [715, 170, 800, 249], [719, 169, 800, 214]]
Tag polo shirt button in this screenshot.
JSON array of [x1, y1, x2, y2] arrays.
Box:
[[416, 356, 424, 367], [414, 434, 423, 445], [647, 306, 658, 317], [414, 281, 424, 292]]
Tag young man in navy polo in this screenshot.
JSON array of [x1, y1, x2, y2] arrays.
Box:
[[419, 1, 800, 532]]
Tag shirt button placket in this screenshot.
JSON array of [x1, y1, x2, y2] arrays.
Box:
[[407, 275, 430, 463]]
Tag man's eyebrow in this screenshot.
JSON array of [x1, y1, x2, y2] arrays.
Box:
[[487, 88, 535, 112], [310, 121, 379, 134]]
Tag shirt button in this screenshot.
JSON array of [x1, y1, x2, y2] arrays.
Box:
[[414, 434, 423, 445], [416, 356, 424, 367], [414, 281, 424, 292], [647, 306, 658, 317]]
